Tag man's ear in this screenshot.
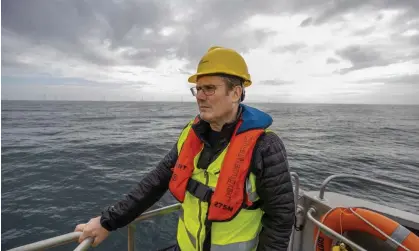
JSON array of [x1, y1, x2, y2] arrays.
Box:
[[233, 85, 243, 103]]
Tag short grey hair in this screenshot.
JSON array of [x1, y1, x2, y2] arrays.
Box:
[[221, 75, 243, 89], [220, 74, 245, 102]]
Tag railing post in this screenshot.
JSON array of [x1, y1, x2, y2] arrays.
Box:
[[290, 172, 299, 211], [128, 224, 136, 251], [288, 172, 300, 251]]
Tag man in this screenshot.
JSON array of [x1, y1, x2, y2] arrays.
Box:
[[75, 46, 295, 251]]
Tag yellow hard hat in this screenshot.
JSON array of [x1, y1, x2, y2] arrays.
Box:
[[188, 46, 252, 87]]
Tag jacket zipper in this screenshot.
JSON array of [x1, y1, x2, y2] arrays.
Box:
[[197, 170, 209, 251]]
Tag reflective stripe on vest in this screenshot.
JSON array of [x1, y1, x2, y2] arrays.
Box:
[[211, 236, 258, 251], [171, 118, 266, 251]]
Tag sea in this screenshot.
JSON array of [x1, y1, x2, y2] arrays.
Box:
[[2, 100, 419, 251]]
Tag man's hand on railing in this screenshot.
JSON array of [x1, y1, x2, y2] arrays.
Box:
[[74, 216, 110, 247]]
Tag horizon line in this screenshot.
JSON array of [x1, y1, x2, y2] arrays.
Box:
[[2, 99, 419, 106]]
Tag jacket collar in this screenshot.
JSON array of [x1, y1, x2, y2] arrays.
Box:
[[191, 104, 273, 144]]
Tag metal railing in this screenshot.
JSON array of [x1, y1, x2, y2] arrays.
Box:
[[8, 203, 181, 251], [318, 174, 419, 200], [7, 232, 90, 251], [8, 172, 301, 251]]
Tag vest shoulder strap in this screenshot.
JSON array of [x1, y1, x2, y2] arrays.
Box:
[[176, 118, 195, 154]]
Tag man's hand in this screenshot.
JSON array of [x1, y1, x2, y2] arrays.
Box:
[[74, 216, 110, 247]]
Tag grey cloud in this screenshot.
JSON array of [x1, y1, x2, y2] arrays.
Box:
[[1, 0, 289, 74], [307, 0, 419, 26], [352, 26, 377, 37], [2, 0, 419, 77], [300, 17, 313, 27], [171, 0, 286, 70], [388, 74, 419, 84], [260, 79, 293, 86], [1, 0, 174, 69], [311, 0, 366, 25], [334, 45, 407, 74], [336, 45, 384, 73], [326, 58, 339, 64], [1, 0, 366, 71], [362, 74, 419, 85], [172, 0, 372, 66], [272, 43, 307, 53], [296, 0, 419, 70], [406, 30, 419, 48], [407, 33, 419, 48]]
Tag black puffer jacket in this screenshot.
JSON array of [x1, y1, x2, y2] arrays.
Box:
[[100, 110, 295, 251]]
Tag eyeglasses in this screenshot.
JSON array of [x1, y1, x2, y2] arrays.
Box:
[[190, 84, 223, 96]]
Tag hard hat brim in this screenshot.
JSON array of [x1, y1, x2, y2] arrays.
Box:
[[187, 74, 199, 84]]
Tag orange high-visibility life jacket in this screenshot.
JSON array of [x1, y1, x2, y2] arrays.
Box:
[[169, 116, 264, 221]]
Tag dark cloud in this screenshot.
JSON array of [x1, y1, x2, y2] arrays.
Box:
[[1, 0, 293, 73], [10, 1, 314, 74], [0, 0, 368, 70], [1, 0, 173, 68]]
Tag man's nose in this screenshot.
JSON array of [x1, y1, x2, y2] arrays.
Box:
[[196, 89, 207, 100]]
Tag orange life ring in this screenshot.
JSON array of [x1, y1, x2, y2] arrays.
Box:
[[314, 207, 419, 251]]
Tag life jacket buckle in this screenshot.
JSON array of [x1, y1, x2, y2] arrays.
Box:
[[187, 179, 213, 202]]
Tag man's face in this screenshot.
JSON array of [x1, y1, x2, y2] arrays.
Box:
[[193, 75, 241, 123]]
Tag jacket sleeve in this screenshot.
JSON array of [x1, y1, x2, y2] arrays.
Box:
[[100, 143, 178, 231], [254, 131, 295, 251]]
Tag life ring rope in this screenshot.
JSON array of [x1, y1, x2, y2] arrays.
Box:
[[349, 208, 411, 251]]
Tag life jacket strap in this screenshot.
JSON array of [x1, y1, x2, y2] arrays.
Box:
[[186, 178, 262, 211], [186, 179, 213, 202], [244, 200, 261, 210]]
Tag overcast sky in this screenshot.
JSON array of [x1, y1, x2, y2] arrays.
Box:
[[2, 0, 419, 104]]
